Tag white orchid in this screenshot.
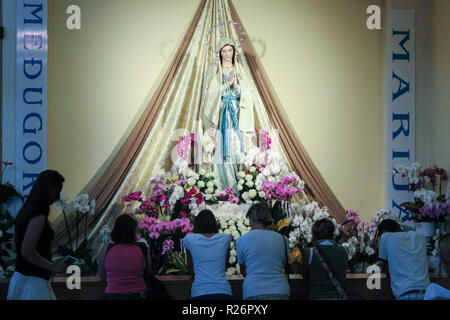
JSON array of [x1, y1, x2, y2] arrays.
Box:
[[413, 188, 438, 206], [99, 224, 112, 244], [89, 199, 96, 216]]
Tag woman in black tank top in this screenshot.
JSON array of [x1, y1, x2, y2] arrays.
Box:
[[7, 170, 67, 300]]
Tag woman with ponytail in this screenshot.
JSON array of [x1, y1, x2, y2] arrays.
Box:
[[235, 203, 290, 300]]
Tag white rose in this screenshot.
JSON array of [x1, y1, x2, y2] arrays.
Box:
[[207, 181, 214, 188], [249, 166, 256, 173], [197, 181, 205, 188], [206, 188, 214, 194], [237, 171, 246, 179], [187, 177, 196, 186], [242, 192, 249, 201], [258, 191, 265, 198], [223, 229, 231, 235], [237, 185, 243, 191], [199, 169, 206, 176], [230, 249, 237, 257], [229, 225, 237, 231], [229, 256, 237, 264], [238, 179, 245, 186], [248, 189, 257, 198], [245, 181, 254, 188], [245, 174, 253, 181], [193, 173, 200, 180], [215, 189, 221, 196]]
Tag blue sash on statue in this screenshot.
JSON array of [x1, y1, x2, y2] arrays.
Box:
[[220, 94, 244, 162]]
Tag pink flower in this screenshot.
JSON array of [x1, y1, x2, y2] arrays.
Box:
[[149, 231, 160, 239], [179, 211, 187, 218], [124, 191, 143, 202], [162, 239, 175, 255]]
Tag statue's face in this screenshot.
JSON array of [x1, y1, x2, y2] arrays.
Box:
[[220, 45, 234, 64]]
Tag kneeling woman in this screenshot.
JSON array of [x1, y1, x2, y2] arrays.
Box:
[[98, 214, 151, 300], [183, 210, 233, 300]]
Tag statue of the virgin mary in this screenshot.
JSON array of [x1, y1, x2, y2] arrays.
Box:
[[200, 37, 258, 191]]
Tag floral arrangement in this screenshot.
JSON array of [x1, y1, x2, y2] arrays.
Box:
[[134, 213, 193, 274], [287, 201, 340, 249], [0, 161, 23, 278], [55, 192, 97, 274], [393, 163, 449, 222], [338, 209, 393, 272], [216, 216, 251, 275]]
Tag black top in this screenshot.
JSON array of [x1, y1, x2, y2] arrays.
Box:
[[15, 212, 55, 280]]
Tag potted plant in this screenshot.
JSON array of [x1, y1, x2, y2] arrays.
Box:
[[393, 163, 449, 237]]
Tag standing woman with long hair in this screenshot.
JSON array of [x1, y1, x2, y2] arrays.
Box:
[[7, 170, 67, 300]]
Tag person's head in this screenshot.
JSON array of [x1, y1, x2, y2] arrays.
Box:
[[377, 219, 402, 236], [311, 218, 335, 243], [437, 233, 450, 271], [16, 169, 65, 223], [219, 44, 235, 66], [246, 203, 273, 228], [373, 219, 402, 248], [110, 214, 139, 244], [193, 210, 219, 234]]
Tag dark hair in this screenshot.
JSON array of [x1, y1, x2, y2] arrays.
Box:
[[194, 210, 219, 234], [246, 203, 273, 227], [110, 214, 138, 244], [312, 218, 335, 242], [219, 44, 236, 66], [14, 169, 65, 250], [15, 170, 64, 223], [378, 219, 402, 234], [373, 219, 402, 247]]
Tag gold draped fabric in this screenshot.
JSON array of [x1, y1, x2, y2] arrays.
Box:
[[52, 0, 345, 259]]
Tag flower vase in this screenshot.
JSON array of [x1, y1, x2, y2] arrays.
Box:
[[420, 222, 436, 237]]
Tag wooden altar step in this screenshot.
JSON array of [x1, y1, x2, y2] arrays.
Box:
[[3, 273, 444, 300]]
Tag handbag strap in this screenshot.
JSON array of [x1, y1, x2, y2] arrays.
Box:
[[280, 234, 290, 282], [313, 243, 349, 300]]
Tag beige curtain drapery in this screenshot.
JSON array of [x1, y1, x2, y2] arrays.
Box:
[[52, 0, 345, 258]]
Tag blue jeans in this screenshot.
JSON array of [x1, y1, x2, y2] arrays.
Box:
[[245, 294, 290, 300], [192, 294, 234, 300]]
